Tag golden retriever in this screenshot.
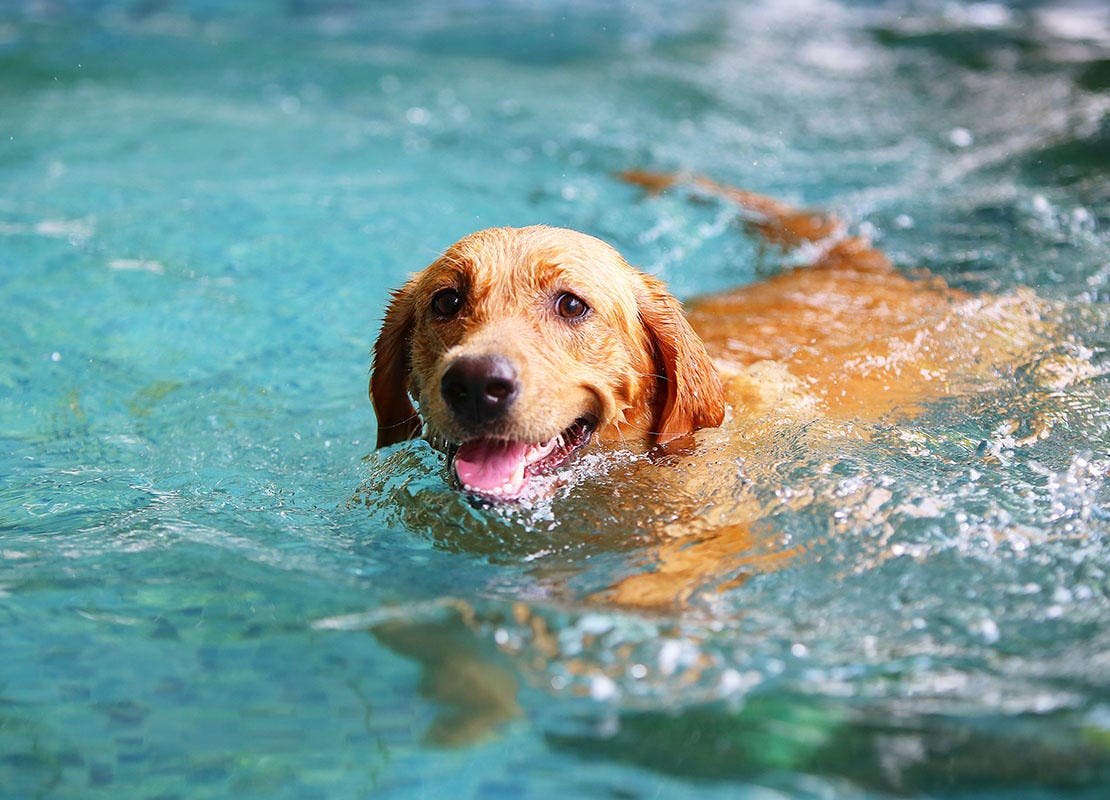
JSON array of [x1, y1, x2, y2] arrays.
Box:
[[370, 171, 1045, 507], [362, 172, 1058, 744]]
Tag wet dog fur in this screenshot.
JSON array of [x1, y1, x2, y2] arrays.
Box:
[[371, 171, 1044, 508], [365, 172, 1051, 745]]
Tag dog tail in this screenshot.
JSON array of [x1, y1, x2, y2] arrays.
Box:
[[619, 169, 891, 273]]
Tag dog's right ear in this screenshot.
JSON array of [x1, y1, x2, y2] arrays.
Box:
[[370, 282, 422, 448]]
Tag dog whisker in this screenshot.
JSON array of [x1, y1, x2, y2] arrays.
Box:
[[379, 412, 422, 431]]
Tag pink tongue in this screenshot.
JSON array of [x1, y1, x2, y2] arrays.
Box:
[[453, 439, 530, 494]]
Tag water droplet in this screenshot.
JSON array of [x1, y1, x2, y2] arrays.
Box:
[[589, 674, 619, 701], [948, 127, 974, 147]]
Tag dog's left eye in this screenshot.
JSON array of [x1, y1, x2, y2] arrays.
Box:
[[555, 292, 590, 320], [431, 288, 464, 318]]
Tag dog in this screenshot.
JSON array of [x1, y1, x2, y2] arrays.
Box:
[[363, 172, 1055, 744], [370, 171, 1046, 509]]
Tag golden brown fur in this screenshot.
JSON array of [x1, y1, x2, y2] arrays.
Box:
[[369, 172, 1050, 609], [372, 172, 1044, 470], [372, 223, 725, 452], [366, 172, 1052, 744]]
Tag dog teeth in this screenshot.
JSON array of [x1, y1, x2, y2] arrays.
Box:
[[525, 438, 558, 465], [462, 481, 517, 497]]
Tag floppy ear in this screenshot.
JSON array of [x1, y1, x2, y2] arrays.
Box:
[[370, 283, 423, 448], [637, 275, 725, 444]]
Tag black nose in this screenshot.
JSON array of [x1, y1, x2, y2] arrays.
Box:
[[440, 354, 519, 425]]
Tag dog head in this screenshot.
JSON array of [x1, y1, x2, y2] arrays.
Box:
[[370, 225, 724, 501]]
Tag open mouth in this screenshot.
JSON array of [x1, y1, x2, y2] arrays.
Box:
[[451, 416, 597, 501]]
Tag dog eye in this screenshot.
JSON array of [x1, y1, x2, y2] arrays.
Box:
[[430, 288, 463, 318], [555, 292, 590, 320]]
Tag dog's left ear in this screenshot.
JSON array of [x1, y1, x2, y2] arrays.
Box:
[[370, 282, 422, 448], [637, 274, 726, 444]]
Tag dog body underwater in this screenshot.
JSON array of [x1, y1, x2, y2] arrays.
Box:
[[370, 172, 1045, 508]]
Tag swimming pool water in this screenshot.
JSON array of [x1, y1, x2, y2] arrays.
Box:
[[1, 1, 1107, 797]]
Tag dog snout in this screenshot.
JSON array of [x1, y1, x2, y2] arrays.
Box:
[[440, 354, 519, 426]]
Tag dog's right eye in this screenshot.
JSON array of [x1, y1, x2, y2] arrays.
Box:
[[430, 288, 463, 318]]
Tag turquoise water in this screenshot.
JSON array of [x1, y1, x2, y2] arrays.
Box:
[[2, 1, 1108, 797]]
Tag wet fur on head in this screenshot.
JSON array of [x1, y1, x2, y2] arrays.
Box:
[[370, 225, 725, 457]]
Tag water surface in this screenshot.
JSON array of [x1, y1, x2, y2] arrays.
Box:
[[1, 1, 1108, 798]]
